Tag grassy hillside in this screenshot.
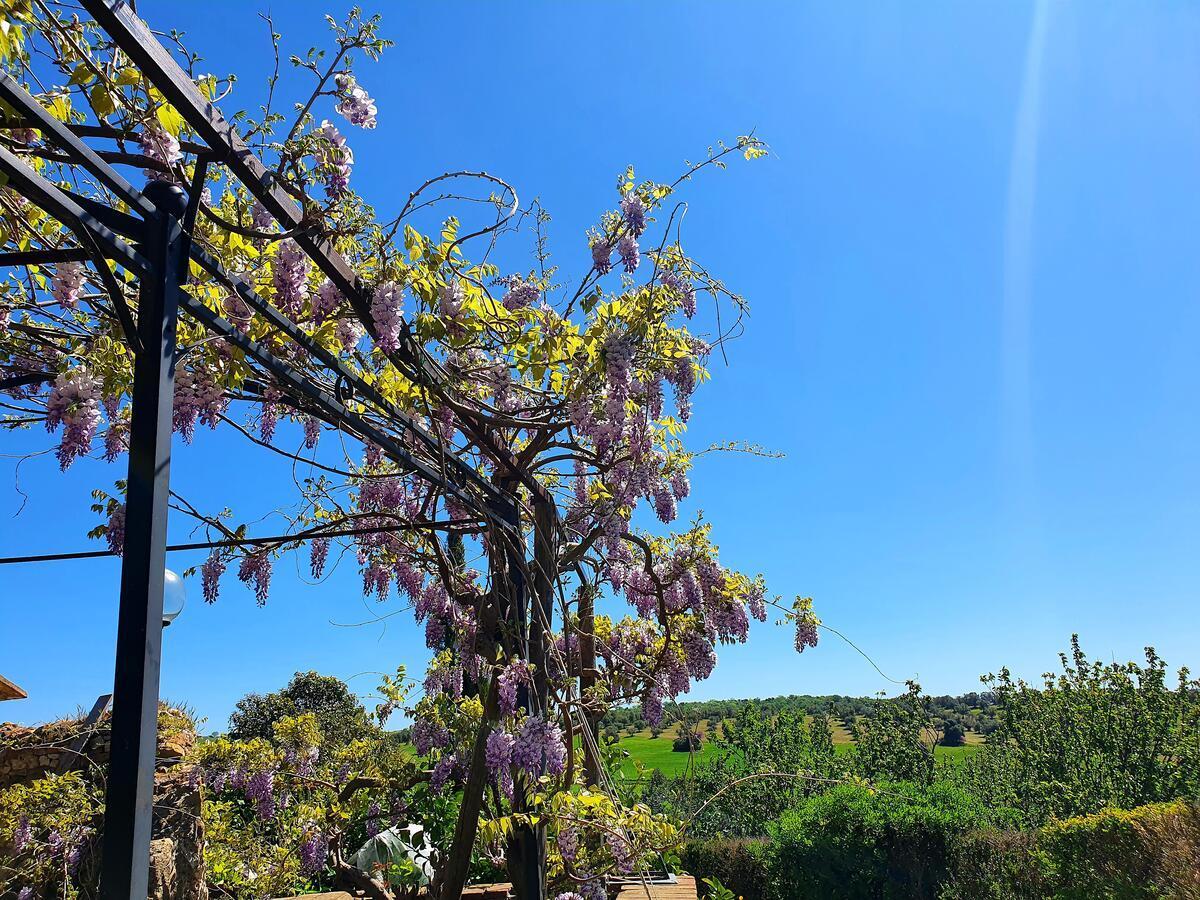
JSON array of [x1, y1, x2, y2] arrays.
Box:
[[615, 716, 982, 778]]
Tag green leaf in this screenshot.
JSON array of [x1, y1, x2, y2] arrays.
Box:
[[155, 102, 185, 136], [90, 83, 116, 119], [68, 64, 94, 86]]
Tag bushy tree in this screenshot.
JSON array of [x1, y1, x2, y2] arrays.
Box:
[[849, 683, 938, 787], [939, 719, 966, 748], [957, 637, 1200, 823], [229, 671, 375, 748], [650, 703, 840, 839], [0, 3, 810, 896]]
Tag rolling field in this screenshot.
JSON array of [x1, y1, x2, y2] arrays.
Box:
[[615, 718, 982, 778]]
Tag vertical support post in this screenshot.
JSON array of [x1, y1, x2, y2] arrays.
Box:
[[99, 181, 187, 900], [508, 498, 554, 900], [577, 582, 602, 787], [434, 498, 510, 900]]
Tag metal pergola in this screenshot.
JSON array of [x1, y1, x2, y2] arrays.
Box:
[[0, 2, 561, 898]]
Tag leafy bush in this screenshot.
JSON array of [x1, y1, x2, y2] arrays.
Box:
[[673, 731, 702, 753], [848, 682, 939, 787], [955, 637, 1200, 823], [765, 781, 1018, 900], [1037, 801, 1200, 899], [643, 703, 840, 838], [229, 671, 375, 748], [681, 837, 769, 899]]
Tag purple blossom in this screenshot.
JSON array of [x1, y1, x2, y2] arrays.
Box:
[[335, 316, 365, 352], [17, 888, 33, 900], [497, 659, 531, 716], [251, 201, 274, 232], [45, 368, 102, 469], [511, 715, 566, 778], [238, 553, 272, 604], [794, 612, 819, 654], [431, 752, 462, 790], [106, 503, 125, 555], [13, 816, 31, 852], [556, 826, 580, 864], [555, 894, 585, 900], [272, 240, 311, 318], [173, 367, 226, 442], [303, 416, 321, 449], [683, 632, 717, 681], [299, 827, 328, 877], [139, 123, 181, 182], [363, 563, 390, 601], [652, 487, 677, 524], [412, 716, 449, 755], [641, 690, 664, 728], [620, 192, 647, 237], [608, 832, 636, 874], [243, 768, 277, 820], [485, 728, 515, 799], [370, 281, 404, 352], [310, 538, 330, 579], [485, 731, 513, 776], [313, 280, 342, 325], [748, 583, 767, 622], [50, 260, 85, 308], [661, 270, 697, 318], [334, 73, 378, 128], [617, 234, 640, 273], [591, 238, 614, 275], [222, 292, 252, 334], [103, 397, 129, 461], [501, 276, 539, 311], [313, 120, 353, 199], [365, 801, 382, 837], [670, 471, 690, 501], [439, 279, 464, 319]]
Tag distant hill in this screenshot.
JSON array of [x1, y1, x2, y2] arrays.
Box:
[[599, 692, 1001, 740]]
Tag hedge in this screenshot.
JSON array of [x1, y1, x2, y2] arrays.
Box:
[[682, 791, 1200, 900]]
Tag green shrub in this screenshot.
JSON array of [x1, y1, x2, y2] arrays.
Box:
[[681, 837, 770, 899], [1037, 801, 1200, 900], [942, 827, 1045, 899], [765, 781, 1018, 900]]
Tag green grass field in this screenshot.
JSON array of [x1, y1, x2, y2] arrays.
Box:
[[615, 719, 982, 778]]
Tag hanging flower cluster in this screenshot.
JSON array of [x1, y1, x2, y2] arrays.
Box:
[[44, 368, 102, 469], [334, 72, 378, 128], [139, 123, 182, 181]]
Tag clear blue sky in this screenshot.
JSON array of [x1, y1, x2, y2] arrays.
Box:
[[4, 1, 1199, 730]]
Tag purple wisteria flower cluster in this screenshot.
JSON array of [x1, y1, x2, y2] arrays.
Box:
[[45, 368, 102, 469], [334, 72, 377, 128], [139, 123, 182, 181]]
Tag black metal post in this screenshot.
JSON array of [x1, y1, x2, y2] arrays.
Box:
[[98, 181, 187, 900]]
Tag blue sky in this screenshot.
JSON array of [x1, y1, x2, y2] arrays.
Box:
[[4, 1, 1200, 729]]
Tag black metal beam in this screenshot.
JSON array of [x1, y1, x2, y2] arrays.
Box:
[[0, 74, 155, 217], [0, 80, 503, 514], [0, 247, 89, 266], [77, 0, 552, 506], [0, 146, 151, 275], [98, 181, 186, 900], [77, 0, 441, 381]]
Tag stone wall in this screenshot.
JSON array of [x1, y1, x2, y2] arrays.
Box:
[[1, 714, 205, 900], [0, 717, 193, 787]]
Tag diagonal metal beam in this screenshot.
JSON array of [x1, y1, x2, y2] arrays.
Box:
[[78, 0, 551, 504], [0, 146, 151, 275], [77, 0, 440, 381], [0, 73, 155, 218], [0, 73, 502, 510]]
